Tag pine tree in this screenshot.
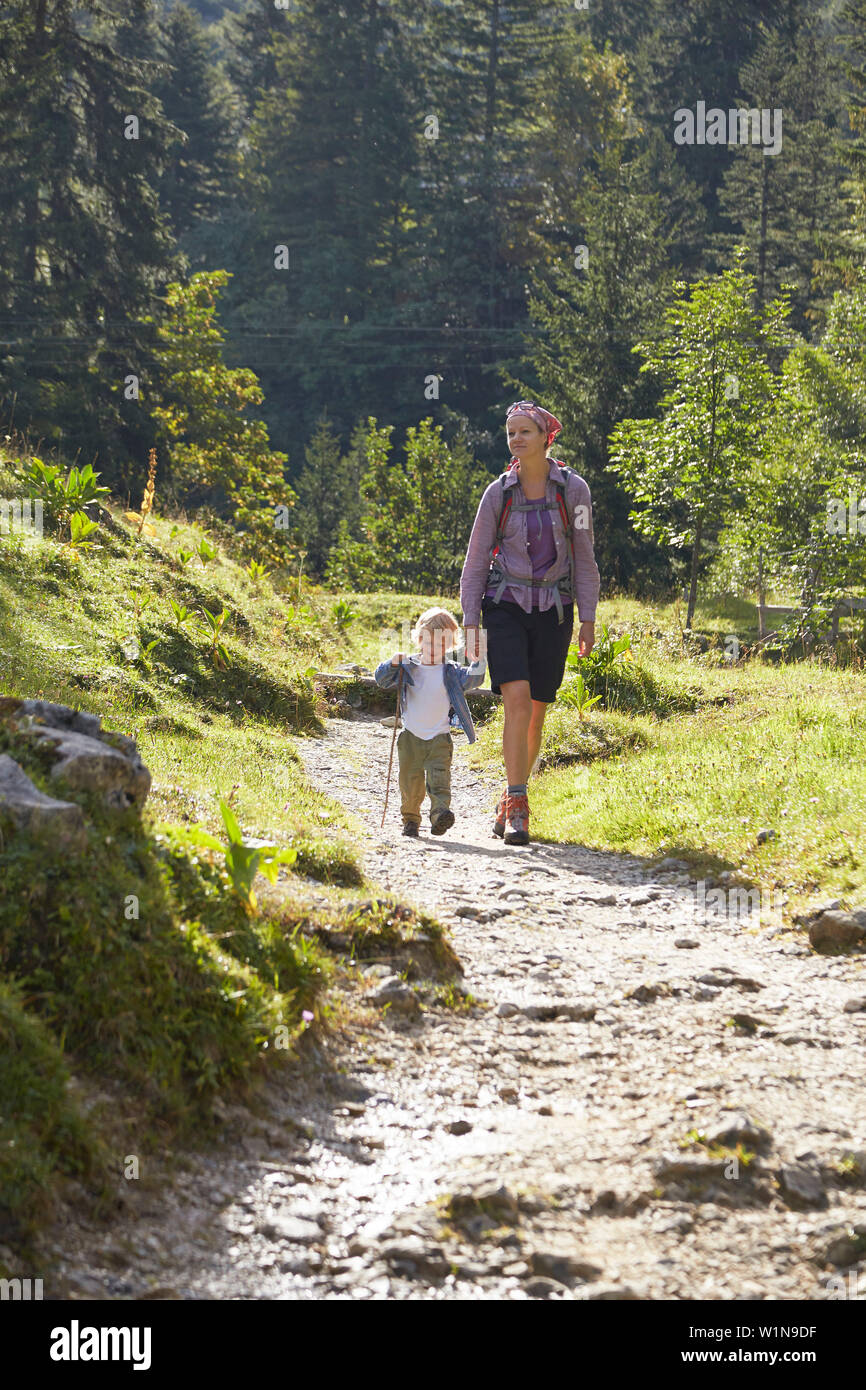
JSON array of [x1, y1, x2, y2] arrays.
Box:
[[154, 3, 237, 244], [291, 415, 366, 582], [709, 19, 850, 335], [0, 0, 179, 474], [514, 43, 697, 590], [232, 0, 425, 448]]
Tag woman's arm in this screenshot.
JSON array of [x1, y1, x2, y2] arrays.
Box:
[[570, 474, 600, 625], [459, 485, 497, 630]]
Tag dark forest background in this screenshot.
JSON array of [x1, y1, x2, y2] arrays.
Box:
[[3, 0, 866, 605]]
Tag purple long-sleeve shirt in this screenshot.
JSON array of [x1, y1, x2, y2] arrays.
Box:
[[460, 458, 600, 628]]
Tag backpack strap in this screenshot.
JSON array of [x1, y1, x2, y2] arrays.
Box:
[[488, 464, 578, 619], [493, 473, 513, 559], [553, 466, 577, 608]]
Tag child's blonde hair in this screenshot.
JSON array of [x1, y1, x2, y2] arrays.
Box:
[[410, 606, 460, 650]]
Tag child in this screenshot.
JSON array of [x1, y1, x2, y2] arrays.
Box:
[[373, 607, 487, 837]]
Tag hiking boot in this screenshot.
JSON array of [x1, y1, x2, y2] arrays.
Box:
[[402, 819, 420, 837], [492, 784, 508, 838], [504, 791, 530, 845], [431, 808, 455, 835]]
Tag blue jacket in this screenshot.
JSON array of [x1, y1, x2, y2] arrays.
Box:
[[373, 656, 487, 744]]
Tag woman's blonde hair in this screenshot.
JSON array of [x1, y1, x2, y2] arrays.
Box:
[[410, 606, 460, 649]]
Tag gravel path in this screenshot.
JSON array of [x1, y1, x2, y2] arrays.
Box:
[[49, 711, 866, 1301]]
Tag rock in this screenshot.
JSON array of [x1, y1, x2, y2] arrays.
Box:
[[381, 1238, 450, 1279], [706, 1113, 773, 1150], [793, 900, 842, 926], [456, 905, 482, 919], [366, 977, 420, 1014], [8, 702, 151, 810], [653, 1154, 730, 1183], [525, 1276, 570, 1299], [0, 697, 101, 738], [0, 754, 87, 852], [529, 1251, 602, 1285], [496, 1002, 520, 1018], [777, 1165, 826, 1208], [675, 939, 700, 949], [842, 997, 866, 1014], [626, 982, 670, 1004], [256, 1216, 321, 1244], [815, 1229, 866, 1268], [756, 828, 776, 843], [445, 1119, 473, 1136], [448, 1184, 519, 1223], [522, 1001, 595, 1022], [583, 1284, 643, 1300], [808, 911, 866, 954]]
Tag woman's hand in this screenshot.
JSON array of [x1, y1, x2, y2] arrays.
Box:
[[578, 621, 595, 657], [390, 652, 403, 665], [464, 626, 481, 663]]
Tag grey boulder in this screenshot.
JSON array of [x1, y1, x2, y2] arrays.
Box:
[[6, 700, 151, 811], [0, 754, 87, 853]]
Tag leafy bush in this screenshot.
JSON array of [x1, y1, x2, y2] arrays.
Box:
[[20, 458, 109, 533]]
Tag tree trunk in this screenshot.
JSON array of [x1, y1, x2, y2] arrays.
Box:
[[686, 515, 703, 631]]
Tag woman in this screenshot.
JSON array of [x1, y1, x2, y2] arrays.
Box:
[[460, 401, 600, 845]]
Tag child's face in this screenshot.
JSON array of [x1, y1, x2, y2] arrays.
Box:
[[418, 627, 453, 662]]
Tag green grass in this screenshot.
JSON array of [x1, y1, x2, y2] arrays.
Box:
[[0, 450, 458, 1254], [467, 601, 866, 914]]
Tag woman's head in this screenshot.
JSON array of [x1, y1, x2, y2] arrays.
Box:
[[411, 607, 459, 660], [505, 400, 562, 457]]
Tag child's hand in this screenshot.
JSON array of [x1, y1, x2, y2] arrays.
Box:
[[390, 652, 403, 666]]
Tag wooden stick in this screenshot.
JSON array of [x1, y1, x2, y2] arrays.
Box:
[[380, 662, 404, 828]]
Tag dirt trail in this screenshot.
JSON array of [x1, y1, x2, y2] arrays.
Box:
[[49, 712, 866, 1301]]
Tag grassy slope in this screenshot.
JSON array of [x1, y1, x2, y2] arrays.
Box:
[[0, 453, 455, 1256]]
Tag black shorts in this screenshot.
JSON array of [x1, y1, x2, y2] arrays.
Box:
[[480, 596, 575, 703]]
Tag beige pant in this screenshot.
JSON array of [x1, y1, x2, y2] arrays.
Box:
[[397, 727, 453, 825]]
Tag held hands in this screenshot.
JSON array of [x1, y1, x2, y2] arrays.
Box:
[[390, 653, 403, 665], [464, 626, 481, 664]]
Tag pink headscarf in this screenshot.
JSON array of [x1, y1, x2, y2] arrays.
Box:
[[506, 400, 562, 448]]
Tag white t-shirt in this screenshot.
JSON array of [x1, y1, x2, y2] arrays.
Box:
[[401, 661, 452, 740]]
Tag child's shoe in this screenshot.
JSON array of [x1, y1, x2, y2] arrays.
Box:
[[504, 791, 530, 845], [402, 819, 420, 837], [430, 809, 455, 835], [492, 784, 508, 838]]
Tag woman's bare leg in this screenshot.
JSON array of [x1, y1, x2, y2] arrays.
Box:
[[500, 679, 532, 785], [527, 699, 548, 779]]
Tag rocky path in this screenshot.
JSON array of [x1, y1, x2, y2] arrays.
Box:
[[50, 712, 866, 1301]]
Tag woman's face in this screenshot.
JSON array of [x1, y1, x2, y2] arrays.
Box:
[[506, 415, 546, 456]]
